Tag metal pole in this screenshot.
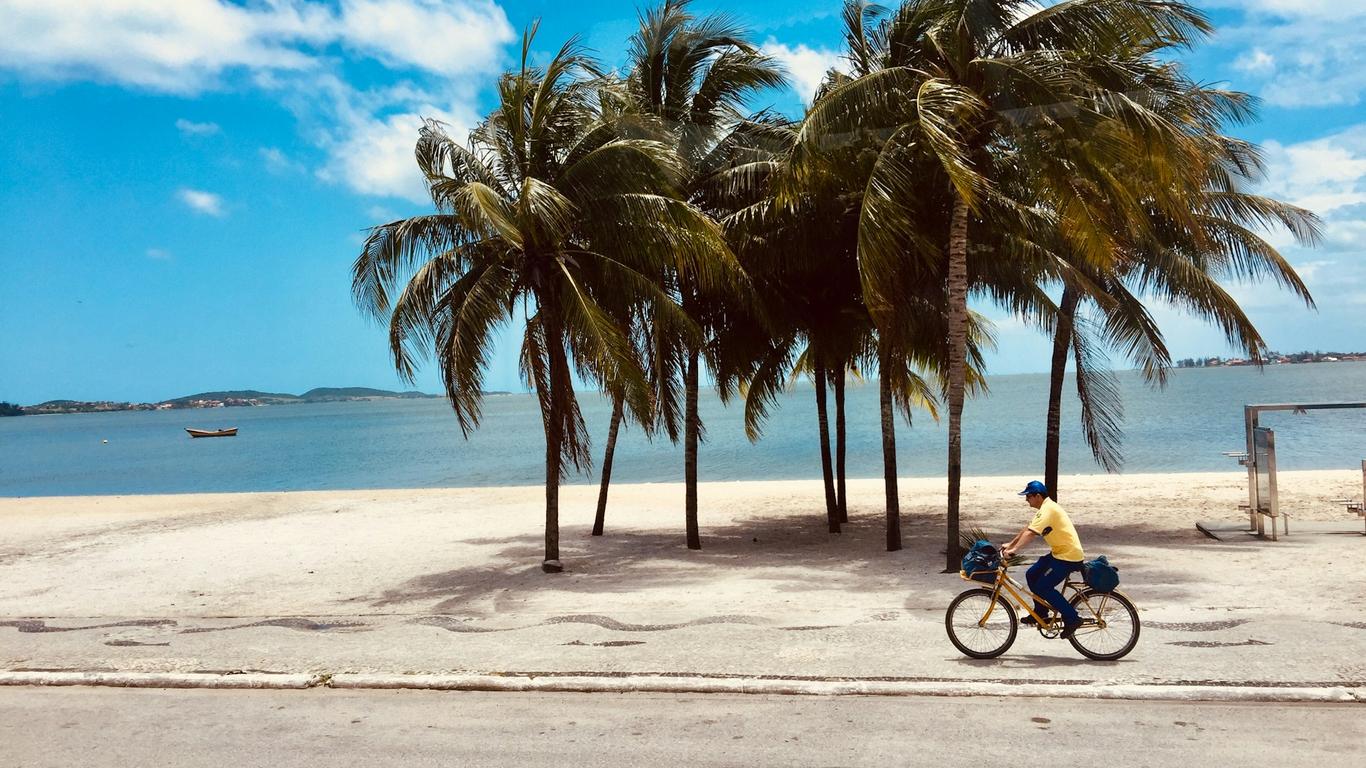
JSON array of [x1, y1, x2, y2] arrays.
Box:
[[1267, 430, 1279, 542], [1245, 405, 1258, 532]]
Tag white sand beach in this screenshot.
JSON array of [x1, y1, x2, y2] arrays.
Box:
[[1, 470, 1363, 619], [1, 471, 1364, 687]]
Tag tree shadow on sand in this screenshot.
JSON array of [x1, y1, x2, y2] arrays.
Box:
[[361, 503, 927, 613], [351, 500, 1212, 615]]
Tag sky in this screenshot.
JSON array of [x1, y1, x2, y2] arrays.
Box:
[[1, 0, 1364, 404]]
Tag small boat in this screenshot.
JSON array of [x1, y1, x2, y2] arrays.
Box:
[[186, 427, 238, 438]]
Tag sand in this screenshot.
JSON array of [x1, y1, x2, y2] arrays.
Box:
[[1, 471, 1364, 685], [1, 470, 1363, 618]]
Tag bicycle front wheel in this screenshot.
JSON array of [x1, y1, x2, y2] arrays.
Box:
[[945, 588, 1018, 659], [1067, 589, 1140, 660]]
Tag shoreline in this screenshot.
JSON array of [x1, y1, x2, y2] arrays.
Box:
[[1, 467, 1359, 503], [2, 470, 1361, 532]]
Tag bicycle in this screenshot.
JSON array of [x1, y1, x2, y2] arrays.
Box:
[[945, 559, 1140, 660]]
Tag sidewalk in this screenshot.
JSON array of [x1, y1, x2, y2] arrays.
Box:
[[2, 475, 1364, 701]]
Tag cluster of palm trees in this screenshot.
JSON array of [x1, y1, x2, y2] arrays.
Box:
[[353, 1, 1318, 573]]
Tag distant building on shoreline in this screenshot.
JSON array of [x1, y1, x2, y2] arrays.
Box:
[[1176, 350, 1366, 368]]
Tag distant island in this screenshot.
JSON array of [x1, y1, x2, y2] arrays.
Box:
[[0, 387, 508, 416], [1176, 350, 1366, 368]]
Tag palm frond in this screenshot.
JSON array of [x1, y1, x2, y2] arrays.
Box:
[[1070, 311, 1125, 473], [433, 259, 517, 436], [961, 526, 1026, 567], [352, 215, 469, 321]]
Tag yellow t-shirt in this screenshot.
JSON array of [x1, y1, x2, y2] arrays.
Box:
[[1028, 498, 1084, 562]]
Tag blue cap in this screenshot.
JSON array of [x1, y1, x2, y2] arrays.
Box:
[[1018, 480, 1048, 496]]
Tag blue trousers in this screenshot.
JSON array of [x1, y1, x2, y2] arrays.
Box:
[[1026, 554, 1083, 625]]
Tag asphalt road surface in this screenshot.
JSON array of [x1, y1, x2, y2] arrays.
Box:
[[1, 688, 1360, 767]]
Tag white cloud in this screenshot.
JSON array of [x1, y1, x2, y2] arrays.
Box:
[[316, 105, 471, 203], [177, 188, 226, 217], [0, 0, 513, 93], [0, 0, 323, 93], [1258, 126, 1366, 216], [1233, 49, 1275, 75], [259, 146, 303, 174], [1235, 124, 1366, 314], [761, 40, 842, 105], [271, 71, 479, 202], [175, 118, 220, 137], [1210, 2, 1366, 107], [1317, 204, 1366, 253], [145, 248, 172, 260], [1210, 1, 1345, 18], [336, 0, 515, 76], [0, 0, 515, 203]]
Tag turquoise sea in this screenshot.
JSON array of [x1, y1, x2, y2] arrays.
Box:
[[2, 362, 1365, 497]]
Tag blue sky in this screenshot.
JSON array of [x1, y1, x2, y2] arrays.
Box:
[[1, 1, 1363, 404]]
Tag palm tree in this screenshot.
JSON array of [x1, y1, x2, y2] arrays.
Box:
[[802, 0, 1219, 570], [714, 111, 959, 549], [592, 393, 626, 535], [1035, 71, 1321, 498], [624, 0, 785, 550], [706, 110, 863, 535], [592, 295, 692, 536], [352, 27, 721, 571], [585, 75, 705, 538]]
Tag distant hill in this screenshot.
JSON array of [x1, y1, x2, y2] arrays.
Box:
[[162, 390, 301, 405], [18, 386, 473, 414], [299, 387, 435, 401]]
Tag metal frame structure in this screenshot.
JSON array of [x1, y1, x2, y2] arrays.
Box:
[[1251, 426, 1281, 539], [1239, 402, 1366, 540], [1336, 459, 1366, 534]]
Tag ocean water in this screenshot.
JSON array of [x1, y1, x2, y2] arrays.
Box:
[[2, 362, 1365, 497]]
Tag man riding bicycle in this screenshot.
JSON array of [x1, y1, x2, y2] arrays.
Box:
[[1000, 480, 1085, 639]]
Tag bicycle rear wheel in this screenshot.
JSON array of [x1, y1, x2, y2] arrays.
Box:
[[945, 588, 1018, 659], [1067, 589, 1140, 660]]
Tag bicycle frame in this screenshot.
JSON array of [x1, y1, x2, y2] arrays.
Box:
[[961, 567, 1107, 628]]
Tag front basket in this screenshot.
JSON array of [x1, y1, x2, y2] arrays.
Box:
[[959, 569, 998, 584]]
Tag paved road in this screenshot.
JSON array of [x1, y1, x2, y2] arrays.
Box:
[[1, 688, 1360, 767]]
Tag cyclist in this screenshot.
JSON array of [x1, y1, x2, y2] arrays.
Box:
[[1000, 480, 1085, 639]]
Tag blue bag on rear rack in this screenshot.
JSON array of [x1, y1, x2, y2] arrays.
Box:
[[1082, 555, 1120, 592], [961, 540, 1000, 583]]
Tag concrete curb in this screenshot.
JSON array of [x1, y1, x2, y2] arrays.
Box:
[[3, 670, 1360, 703], [0, 672, 321, 690], [328, 674, 1364, 703]]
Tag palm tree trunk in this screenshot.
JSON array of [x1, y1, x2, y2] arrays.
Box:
[[542, 316, 566, 573], [944, 195, 970, 572], [1045, 286, 1080, 502], [834, 367, 848, 524], [592, 394, 624, 536], [815, 361, 839, 533], [879, 347, 901, 552], [684, 347, 701, 550]]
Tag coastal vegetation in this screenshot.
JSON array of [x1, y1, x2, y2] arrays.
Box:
[[353, 24, 736, 571], [0, 401, 22, 417], [354, 0, 1318, 572]]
